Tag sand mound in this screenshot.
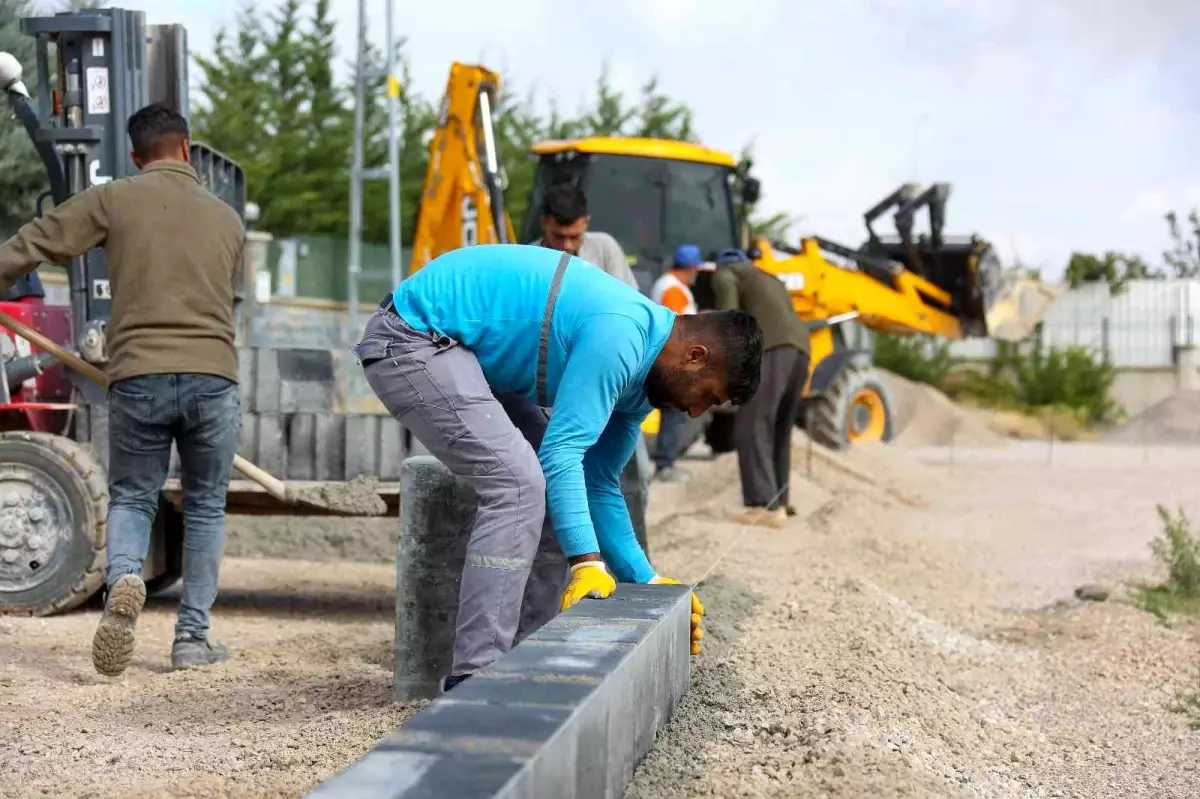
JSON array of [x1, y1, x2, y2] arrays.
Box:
[[879, 370, 1006, 447], [1104, 390, 1200, 445]]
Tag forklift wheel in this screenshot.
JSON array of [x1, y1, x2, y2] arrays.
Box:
[[0, 432, 108, 616]]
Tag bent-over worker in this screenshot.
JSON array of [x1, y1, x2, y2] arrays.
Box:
[[355, 244, 763, 691], [712, 248, 811, 528], [0, 103, 245, 675], [531, 181, 654, 545]]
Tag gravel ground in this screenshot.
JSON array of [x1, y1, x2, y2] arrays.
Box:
[[2, 438, 1198, 797], [628, 439, 1200, 798]]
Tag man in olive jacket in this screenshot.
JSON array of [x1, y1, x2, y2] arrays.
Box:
[[711, 248, 811, 527], [0, 103, 245, 676]]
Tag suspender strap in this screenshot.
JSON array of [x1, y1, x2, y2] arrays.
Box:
[[537, 251, 572, 407]]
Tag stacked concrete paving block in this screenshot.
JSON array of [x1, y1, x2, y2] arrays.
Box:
[[309, 454, 693, 799], [166, 345, 407, 482]]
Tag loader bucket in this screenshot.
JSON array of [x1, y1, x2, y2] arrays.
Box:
[[866, 237, 1059, 341]]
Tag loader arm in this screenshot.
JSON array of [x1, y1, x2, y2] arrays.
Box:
[[409, 62, 517, 274], [755, 236, 965, 340]]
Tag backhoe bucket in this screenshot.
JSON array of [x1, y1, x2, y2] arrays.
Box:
[[867, 237, 1059, 341]]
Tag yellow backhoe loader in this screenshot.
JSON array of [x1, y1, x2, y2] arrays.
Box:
[[409, 62, 1059, 452]]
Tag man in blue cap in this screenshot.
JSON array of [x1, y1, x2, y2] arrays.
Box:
[[650, 244, 704, 481], [712, 247, 811, 527]]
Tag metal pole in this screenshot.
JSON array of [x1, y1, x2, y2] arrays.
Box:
[[385, 0, 403, 286], [346, 0, 368, 341]]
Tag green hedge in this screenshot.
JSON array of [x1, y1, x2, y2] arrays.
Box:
[[871, 332, 1122, 425]]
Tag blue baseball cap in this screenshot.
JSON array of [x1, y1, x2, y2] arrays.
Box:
[[716, 248, 749, 266], [673, 244, 703, 268]]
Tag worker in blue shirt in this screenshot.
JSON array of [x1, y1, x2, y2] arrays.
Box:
[[355, 244, 763, 691]]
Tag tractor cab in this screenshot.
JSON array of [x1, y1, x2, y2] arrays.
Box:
[[517, 138, 747, 297]]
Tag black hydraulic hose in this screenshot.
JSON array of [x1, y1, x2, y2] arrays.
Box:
[[8, 93, 68, 206]]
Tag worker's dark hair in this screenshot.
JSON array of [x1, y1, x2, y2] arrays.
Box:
[[681, 310, 763, 405], [540, 182, 588, 225], [127, 102, 189, 161]]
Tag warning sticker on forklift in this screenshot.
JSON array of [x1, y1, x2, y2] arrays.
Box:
[[86, 67, 110, 115]]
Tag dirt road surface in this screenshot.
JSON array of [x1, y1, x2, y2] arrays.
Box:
[[2, 437, 1198, 798]]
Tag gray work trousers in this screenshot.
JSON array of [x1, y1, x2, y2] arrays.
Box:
[[733, 346, 810, 509], [355, 307, 568, 677]]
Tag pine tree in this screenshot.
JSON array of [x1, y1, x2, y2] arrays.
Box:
[[191, 8, 271, 207], [0, 0, 45, 236], [630, 76, 694, 141]]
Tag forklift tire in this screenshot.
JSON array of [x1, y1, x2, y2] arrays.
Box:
[[0, 431, 108, 616], [704, 411, 737, 454], [804, 363, 896, 451]]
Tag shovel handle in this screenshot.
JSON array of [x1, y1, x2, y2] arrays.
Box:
[[231, 454, 289, 502], [0, 309, 107, 386]]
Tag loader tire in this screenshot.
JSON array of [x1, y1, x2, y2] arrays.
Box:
[[804, 364, 896, 451], [0, 432, 108, 616]]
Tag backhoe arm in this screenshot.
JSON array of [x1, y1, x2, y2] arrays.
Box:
[[409, 62, 517, 274]]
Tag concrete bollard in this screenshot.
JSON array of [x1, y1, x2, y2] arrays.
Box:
[[393, 455, 477, 701]]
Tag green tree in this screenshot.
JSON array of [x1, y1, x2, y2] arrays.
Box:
[[580, 65, 637, 136], [629, 76, 694, 141], [0, 0, 45, 236], [191, 9, 272, 206], [1163, 209, 1200, 279], [1064, 250, 1159, 295]]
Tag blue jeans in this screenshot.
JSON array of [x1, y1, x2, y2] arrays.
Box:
[[105, 373, 242, 640]]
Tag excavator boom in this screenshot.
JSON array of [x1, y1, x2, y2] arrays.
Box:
[[409, 62, 515, 274]]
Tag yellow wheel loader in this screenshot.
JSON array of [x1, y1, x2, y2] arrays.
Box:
[[409, 63, 1059, 453]]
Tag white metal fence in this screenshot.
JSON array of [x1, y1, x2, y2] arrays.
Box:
[[852, 279, 1200, 369]]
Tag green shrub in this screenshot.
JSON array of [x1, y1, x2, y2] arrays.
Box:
[[942, 369, 1021, 408], [1014, 345, 1121, 423], [1131, 505, 1200, 624], [872, 333, 956, 386], [870, 332, 1122, 427]]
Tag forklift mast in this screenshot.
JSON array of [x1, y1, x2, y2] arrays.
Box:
[[16, 7, 245, 447]]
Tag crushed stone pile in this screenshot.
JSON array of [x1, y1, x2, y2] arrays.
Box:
[[1104, 390, 1200, 445], [878, 370, 1006, 448]]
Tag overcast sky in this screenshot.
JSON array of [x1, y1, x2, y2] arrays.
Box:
[[115, 0, 1200, 279]]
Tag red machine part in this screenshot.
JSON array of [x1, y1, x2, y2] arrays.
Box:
[[0, 299, 75, 435]]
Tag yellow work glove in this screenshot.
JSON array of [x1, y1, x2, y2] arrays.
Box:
[[650, 576, 705, 655], [560, 561, 616, 612]]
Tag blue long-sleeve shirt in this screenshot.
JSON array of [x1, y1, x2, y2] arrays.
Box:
[[391, 244, 675, 583]]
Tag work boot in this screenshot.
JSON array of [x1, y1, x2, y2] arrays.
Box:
[[92, 574, 147, 677], [730, 506, 787, 529], [171, 635, 229, 670], [653, 466, 690, 484]]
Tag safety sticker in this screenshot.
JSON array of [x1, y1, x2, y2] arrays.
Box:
[[86, 66, 110, 115]]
